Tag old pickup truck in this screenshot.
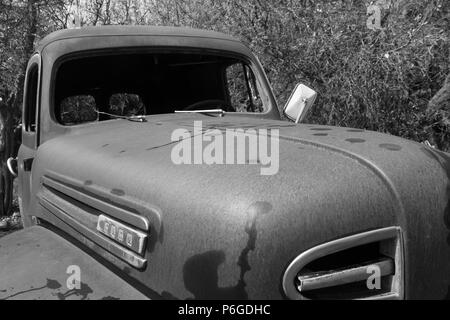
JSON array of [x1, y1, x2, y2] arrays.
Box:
[[1, 26, 449, 300]]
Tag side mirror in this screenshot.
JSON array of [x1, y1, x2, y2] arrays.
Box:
[[283, 84, 317, 123]]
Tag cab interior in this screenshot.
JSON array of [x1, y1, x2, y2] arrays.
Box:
[[54, 51, 264, 125]]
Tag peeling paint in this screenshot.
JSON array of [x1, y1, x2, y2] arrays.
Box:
[[346, 138, 366, 143], [111, 189, 125, 196], [100, 296, 120, 300], [379, 143, 402, 151]]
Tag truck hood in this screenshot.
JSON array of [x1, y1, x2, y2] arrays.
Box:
[[31, 114, 450, 299]]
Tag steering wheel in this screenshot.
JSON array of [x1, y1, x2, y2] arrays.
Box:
[[184, 99, 235, 112]]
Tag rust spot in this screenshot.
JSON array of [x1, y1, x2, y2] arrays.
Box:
[[119, 150, 126, 154], [84, 180, 93, 186], [379, 143, 402, 151], [347, 129, 364, 132], [111, 189, 125, 196], [346, 138, 366, 143], [123, 267, 132, 274], [313, 133, 328, 136], [102, 144, 109, 148], [101, 296, 120, 300], [310, 127, 332, 131]]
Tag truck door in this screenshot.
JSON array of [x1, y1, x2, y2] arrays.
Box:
[[17, 54, 40, 227]]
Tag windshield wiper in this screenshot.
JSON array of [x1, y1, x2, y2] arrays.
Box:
[[174, 109, 225, 117], [95, 110, 147, 122]]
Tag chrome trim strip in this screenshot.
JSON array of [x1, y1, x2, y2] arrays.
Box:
[[38, 194, 147, 269], [42, 175, 150, 231], [297, 258, 394, 292], [97, 214, 147, 255], [282, 227, 403, 300]]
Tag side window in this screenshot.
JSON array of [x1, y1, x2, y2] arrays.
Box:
[[60, 95, 97, 125], [245, 65, 264, 112], [226, 63, 264, 113], [109, 93, 146, 117], [24, 64, 39, 131]]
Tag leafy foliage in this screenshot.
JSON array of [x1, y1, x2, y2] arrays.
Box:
[[68, 0, 445, 149]]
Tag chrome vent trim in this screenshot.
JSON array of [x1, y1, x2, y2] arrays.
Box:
[[282, 227, 404, 300], [39, 195, 147, 269], [297, 257, 395, 292], [41, 174, 150, 231], [37, 172, 159, 270]]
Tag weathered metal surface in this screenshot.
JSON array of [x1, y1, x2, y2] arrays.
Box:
[[25, 114, 450, 299], [36, 26, 243, 53]]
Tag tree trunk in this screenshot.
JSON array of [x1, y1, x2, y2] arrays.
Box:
[[0, 105, 16, 217], [0, 0, 37, 217]]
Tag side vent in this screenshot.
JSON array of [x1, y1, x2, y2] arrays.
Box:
[[282, 227, 403, 300]]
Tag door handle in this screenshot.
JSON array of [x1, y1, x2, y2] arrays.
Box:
[[6, 157, 18, 177]]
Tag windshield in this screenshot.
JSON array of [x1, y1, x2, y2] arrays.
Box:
[[54, 51, 271, 125]]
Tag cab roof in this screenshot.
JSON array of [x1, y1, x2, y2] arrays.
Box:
[[36, 25, 243, 53]]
